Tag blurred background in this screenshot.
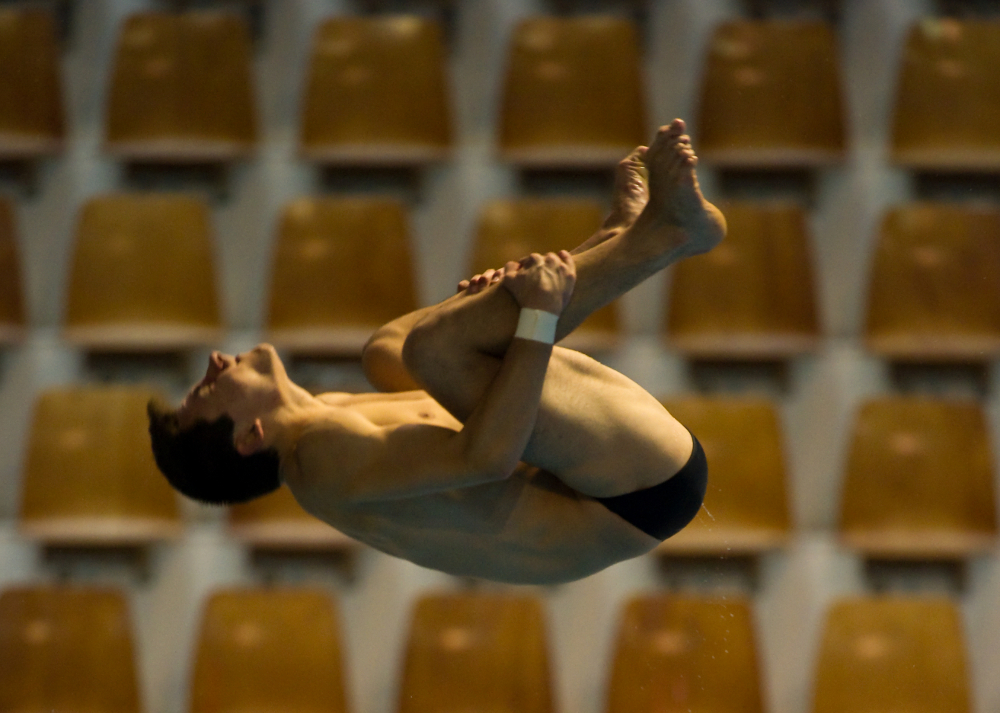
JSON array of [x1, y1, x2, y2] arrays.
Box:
[[0, 0, 998, 712]]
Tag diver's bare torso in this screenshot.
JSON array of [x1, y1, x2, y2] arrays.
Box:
[[284, 390, 660, 585]]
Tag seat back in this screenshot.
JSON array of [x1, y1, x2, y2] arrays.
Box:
[[891, 18, 1000, 170], [0, 7, 63, 158], [267, 197, 418, 353], [190, 588, 349, 713], [472, 198, 618, 335], [0, 196, 25, 341], [607, 594, 763, 713], [106, 11, 256, 159], [19, 386, 181, 545], [813, 597, 971, 713], [666, 201, 820, 358], [697, 19, 846, 167], [499, 16, 647, 167], [0, 586, 141, 713], [300, 16, 452, 164], [64, 192, 220, 350], [658, 396, 790, 554], [840, 397, 996, 558], [398, 593, 553, 713], [865, 203, 1000, 360]]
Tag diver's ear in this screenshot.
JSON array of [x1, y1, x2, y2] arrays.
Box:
[[234, 419, 265, 456]]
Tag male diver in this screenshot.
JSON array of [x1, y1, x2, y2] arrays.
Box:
[[148, 120, 726, 585]]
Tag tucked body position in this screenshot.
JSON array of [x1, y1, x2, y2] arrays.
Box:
[[148, 120, 726, 585]]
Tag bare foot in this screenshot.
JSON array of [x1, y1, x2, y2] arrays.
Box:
[[604, 146, 650, 231], [460, 146, 654, 293], [634, 119, 726, 257], [567, 147, 651, 256]]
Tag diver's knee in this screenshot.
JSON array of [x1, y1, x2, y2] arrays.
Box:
[[401, 310, 449, 378]]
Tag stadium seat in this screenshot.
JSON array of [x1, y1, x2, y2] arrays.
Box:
[[606, 594, 763, 713], [498, 16, 647, 168], [472, 198, 620, 350], [697, 19, 846, 167], [891, 18, 1000, 171], [63, 193, 221, 351], [0, 196, 25, 344], [813, 597, 971, 713], [0, 7, 63, 160], [665, 201, 820, 358], [190, 588, 349, 713], [19, 386, 182, 545], [300, 15, 452, 165], [266, 197, 418, 355], [398, 593, 553, 713], [228, 485, 356, 551], [105, 11, 257, 162], [840, 397, 996, 559], [865, 203, 1000, 361], [657, 396, 790, 556], [0, 586, 140, 713]]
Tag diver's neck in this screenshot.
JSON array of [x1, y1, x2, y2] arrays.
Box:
[[266, 382, 323, 459]]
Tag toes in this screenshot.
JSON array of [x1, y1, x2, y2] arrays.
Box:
[[625, 146, 645, 161], [667, 144, 697, 173], [669, 134, 691, 149], [660, 118, 685, 135], [618, 147, 647, 175]]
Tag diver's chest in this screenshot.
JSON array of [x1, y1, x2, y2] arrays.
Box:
[[350, 397, 462, 430]]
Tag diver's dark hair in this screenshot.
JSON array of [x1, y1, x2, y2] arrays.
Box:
[[146, 398, 282, 506]]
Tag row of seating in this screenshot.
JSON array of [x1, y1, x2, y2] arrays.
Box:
[[3, 194, 999, 360], [0, 586, 975, 713], [12, 385, 998, 559], [3, 9, 1000, 169]]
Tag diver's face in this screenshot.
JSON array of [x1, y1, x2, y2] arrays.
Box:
[[178, 344, 287, 434]]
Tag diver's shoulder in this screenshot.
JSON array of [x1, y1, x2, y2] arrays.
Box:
[[280, 403, 377, 488]]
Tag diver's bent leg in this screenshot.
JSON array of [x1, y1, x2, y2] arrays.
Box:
[[404, 325, 693, 497], [362, 305, 437, 392]]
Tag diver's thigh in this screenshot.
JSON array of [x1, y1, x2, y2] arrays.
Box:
[[520, 348, 694, 498]]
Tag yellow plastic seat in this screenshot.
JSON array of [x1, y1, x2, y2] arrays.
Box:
[[865, 203, 1000, 361], [813, 597, 971, 713], [190, 588, 349, 713], [472, 199, 620, 351], [606, 594, 763, 713], [840, 397, 996, 559], [0, 196, 25, 344], [105, 11, 257, 162], [0, 8, 63, 160], [891, 18, 1000, 171], [228, 485, 356, 551], [398, 593, 553, 713], [64, 193, 221, 351], [697, 20, 846, 167], [657, 396, 790, 556], [300, 16, 452, 165], [19, 386, 182, 546], [498, 16, 647, 168], [0, 586, 140, 713], [266, 197, 418, 355], [666, 201, 820, 358]]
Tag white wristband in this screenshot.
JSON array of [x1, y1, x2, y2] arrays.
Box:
[[515, 308, 559, 344]]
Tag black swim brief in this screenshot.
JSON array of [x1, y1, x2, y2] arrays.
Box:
[[594, 431, 708, 541]]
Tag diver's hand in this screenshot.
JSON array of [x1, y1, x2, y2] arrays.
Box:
[[501, 251, 576, 315]]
